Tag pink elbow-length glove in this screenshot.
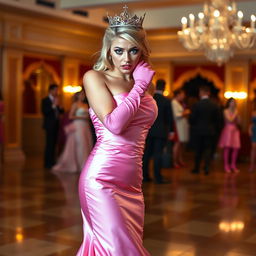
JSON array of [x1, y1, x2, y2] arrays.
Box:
[[103, 61, 155, 135]]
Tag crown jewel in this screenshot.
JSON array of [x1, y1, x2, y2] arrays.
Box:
[[107, 5, 145, 29]]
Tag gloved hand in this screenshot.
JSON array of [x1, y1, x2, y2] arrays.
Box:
[[103, 61, 155, 135], [132, 61, 155, 95]]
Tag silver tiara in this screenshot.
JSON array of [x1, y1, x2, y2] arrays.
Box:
[[107, 5, 145, 29]]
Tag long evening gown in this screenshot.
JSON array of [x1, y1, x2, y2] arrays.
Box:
[[52, 106, 93, 173], [77, 92, 157, 256]]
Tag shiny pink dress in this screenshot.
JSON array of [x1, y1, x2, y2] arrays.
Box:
[[77, 92, 157, 256], [219, 117, 240, 149]]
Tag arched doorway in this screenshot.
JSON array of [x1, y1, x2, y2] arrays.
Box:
[[22, 63, 61, 156], [182, 74, 221, 109]]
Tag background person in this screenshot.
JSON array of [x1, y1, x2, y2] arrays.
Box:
[[52, 89, 93, 173], [248, 108, 256, 172], [41, 84, 64, 169], [219, 98, 241, 173], [171, 88, 190, 168], [190, 86, 220, 175], [143, 79, 174, 184]]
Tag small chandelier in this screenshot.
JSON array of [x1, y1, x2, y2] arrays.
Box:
[[177, 0, 256, 65]]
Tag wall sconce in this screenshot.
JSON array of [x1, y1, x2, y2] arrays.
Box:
[[163, 91, 169, 96], [63, 85, 82, 93], [15, 227, 24, 243], [224, 91, 247, 99], [219, 221, 244, 233]]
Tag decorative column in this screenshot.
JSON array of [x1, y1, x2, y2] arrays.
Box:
[[225, 61, 250, 130], [152, 61, 174, 97], [61, 58, 80, 110], [2, 48, 25, 161]]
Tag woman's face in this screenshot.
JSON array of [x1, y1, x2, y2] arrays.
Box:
[[229, 99, 236, 108], [109, 37, 142, 76], [178, 91, 185, 101], [78, 91, 85, 101]]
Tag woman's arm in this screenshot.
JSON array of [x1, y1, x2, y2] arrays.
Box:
[[84, 62, 155, 135], [224, 109, 238, 122], [69, 103, 78, 120], [172, 100, 185, 119]]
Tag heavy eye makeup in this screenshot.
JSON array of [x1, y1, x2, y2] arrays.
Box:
[[113, 47, 140, 55]]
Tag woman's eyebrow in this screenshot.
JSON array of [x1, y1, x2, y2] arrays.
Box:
[[129, 47, 138, 50], [113, 46, 138, 50]]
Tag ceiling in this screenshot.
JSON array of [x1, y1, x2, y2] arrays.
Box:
[[58, 0, 256, 29], [59, 0, 252, 10], [1, 0, 256, 29]]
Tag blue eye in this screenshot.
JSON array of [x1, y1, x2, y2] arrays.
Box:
[[130, 48, 139, 54], [114, 49, 123, 55]]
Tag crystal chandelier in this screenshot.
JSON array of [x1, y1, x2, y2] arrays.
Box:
[[177, 0, 256, 65]]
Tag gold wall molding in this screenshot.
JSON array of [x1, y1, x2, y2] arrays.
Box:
[[225, 61, 250, 130], [2, 48, 25, 161], [0, 10, 103, 59], [173, 67, 224, 91], [152, 61, 174, 97], [23, 61, 61, 85]]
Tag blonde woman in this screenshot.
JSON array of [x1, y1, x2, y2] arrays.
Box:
[[77, 7, 157, 256]]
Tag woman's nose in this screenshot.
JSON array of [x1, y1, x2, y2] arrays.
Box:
[[123, 51, 130, 62]]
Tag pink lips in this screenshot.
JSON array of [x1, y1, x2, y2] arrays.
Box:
[[121, 65, 132, 70]]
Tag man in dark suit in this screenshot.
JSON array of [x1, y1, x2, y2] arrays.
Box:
[[143, 79, 174, 184], [189, 85, 221, 175], [41, 84, 64, 169]]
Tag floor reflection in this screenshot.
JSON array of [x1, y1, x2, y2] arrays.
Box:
[[1, 154, 256, 256]]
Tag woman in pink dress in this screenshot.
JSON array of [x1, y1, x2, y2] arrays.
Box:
[[219, 98, 241, 173], [77, 7, 157, 256], [52, 90, 93, 173]]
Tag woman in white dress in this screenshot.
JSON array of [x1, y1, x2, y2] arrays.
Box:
[[52, 90, 93, 173], [171, 88, 190, 168]]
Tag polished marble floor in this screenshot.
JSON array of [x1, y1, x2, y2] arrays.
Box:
[[1, 154, 256, 256]]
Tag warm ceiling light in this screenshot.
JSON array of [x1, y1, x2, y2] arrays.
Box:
[[63, 85, 82, 93], [224, 91, 247, 99]]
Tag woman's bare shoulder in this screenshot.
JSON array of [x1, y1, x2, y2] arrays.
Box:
[[83, 69, 105, 82], [83, 70, 108, 91]]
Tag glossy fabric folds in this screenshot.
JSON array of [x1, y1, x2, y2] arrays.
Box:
[[77, 93, 157, 256]]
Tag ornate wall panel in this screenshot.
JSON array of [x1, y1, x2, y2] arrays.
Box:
[[2, 48, 25, 160], [225, 61, 250, 129]]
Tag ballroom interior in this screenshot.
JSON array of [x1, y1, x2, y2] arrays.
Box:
[[1, 0, 256, 255]]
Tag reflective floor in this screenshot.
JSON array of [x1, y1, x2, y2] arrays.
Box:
[[1, 154, 256, 256]]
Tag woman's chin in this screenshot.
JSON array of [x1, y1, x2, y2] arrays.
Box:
[[120, 69, 132, 75]]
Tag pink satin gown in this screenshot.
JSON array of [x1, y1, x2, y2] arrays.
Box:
[[77, 92, 157, 256]]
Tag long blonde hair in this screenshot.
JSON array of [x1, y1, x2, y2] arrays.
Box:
[[93, 26, 151, 71]]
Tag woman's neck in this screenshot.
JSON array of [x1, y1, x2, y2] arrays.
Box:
[[228, 107, 236, 112], [107, 69, 133, 82]]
